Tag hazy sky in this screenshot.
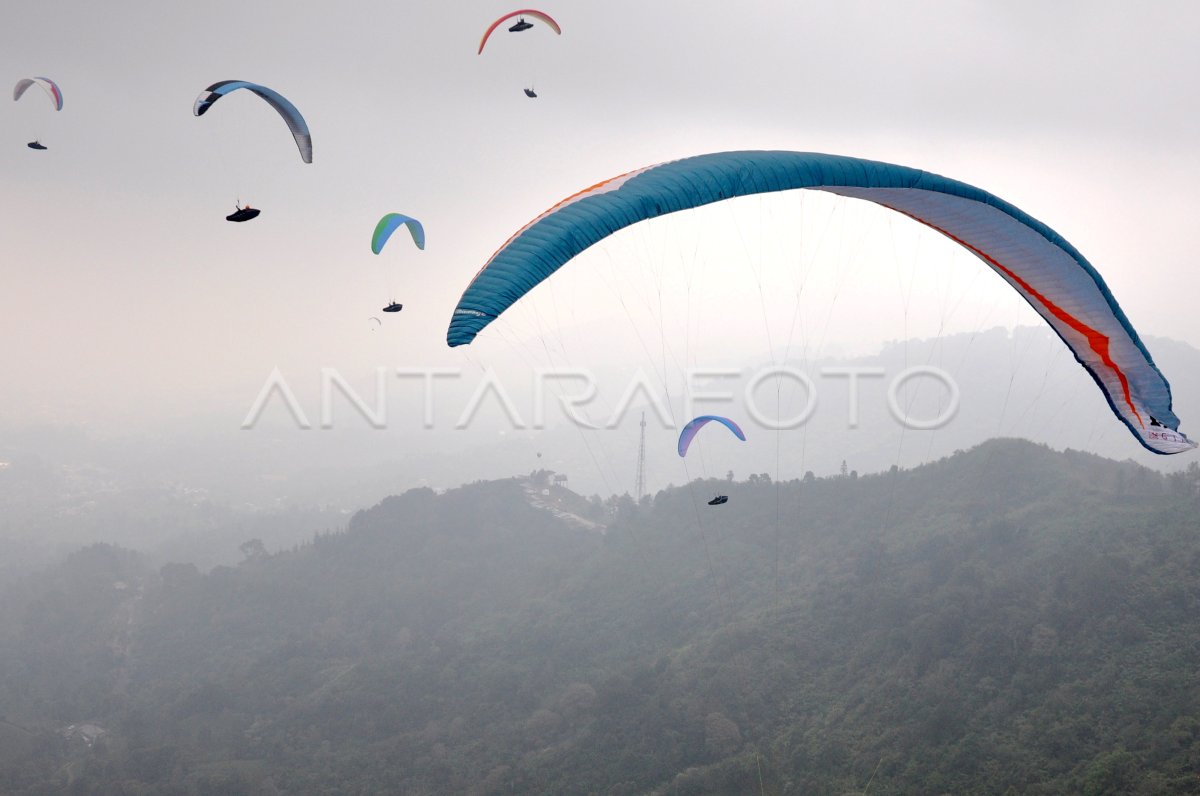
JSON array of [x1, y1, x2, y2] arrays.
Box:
[[3, 1, 1199, 459]]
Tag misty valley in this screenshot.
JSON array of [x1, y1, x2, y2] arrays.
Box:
[[1, 440, 1198, 794]]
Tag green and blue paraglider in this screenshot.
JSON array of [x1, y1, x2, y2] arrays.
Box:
[[372, 213, 425, 315]]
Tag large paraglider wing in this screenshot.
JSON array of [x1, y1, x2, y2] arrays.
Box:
[[446, 150, 1193, 456], [193, 80, 312, 164], [372, 214, 426, 254], [13, 77, 62, 110], [678, 416, 747, 457], [478, 9, 561, 54]]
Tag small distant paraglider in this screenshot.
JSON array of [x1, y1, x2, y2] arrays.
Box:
[[479, 10, 560, 97], [194, 80, 312, 220], [372, 213, 424, 317], [13, 77, 62, 150], [678, 415, 746, 506]]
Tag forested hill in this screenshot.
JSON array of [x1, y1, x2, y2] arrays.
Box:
[[2, 439, 1199, 794]]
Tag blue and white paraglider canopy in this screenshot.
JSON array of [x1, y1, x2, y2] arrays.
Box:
[[447, 150, 1194, 456]]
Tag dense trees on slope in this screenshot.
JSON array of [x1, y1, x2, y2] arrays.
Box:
[[1, 440, 1198, 794]]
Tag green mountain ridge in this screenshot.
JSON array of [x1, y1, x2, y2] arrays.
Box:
[[2, 439, 1198, 794]]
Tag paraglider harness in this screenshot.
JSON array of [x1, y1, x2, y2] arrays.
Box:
[[27, 140, 47, 150], [708, 495, 729, 506], [226, 205, 261, 223], [383, 302, 404, 313], [509, 18, 534, 32]]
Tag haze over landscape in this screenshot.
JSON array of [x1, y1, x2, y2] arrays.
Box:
[[3, 2, 1200, 793]]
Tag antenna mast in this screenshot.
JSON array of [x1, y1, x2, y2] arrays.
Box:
[[635, 412, 647, 501]]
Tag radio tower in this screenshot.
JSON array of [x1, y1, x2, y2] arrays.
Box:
[[634, 412, 647, 501]]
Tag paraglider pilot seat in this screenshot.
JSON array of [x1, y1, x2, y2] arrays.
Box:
[[226, 206, 261, 223]]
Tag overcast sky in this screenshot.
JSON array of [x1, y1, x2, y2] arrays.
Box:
[[3, 1, 1199, 473]]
